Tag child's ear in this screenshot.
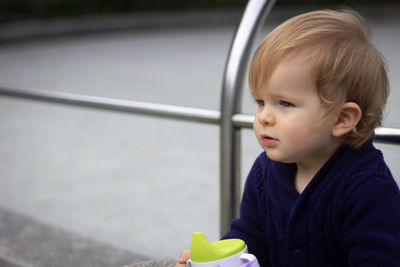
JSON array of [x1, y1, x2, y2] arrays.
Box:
[[331, 102, 362, 137]]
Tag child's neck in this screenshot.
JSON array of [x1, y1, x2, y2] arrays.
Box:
[[294, 142, 341, 194], [294, 167, 318, 194]]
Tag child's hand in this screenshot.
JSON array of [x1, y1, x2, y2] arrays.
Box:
[[175, 249, 190, 267]]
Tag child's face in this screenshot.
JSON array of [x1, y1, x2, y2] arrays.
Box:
[[252, 53, 340, 167]]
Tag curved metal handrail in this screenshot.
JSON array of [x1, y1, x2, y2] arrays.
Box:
[[220, 0, 276, 234], [0, 86, 220, 125]]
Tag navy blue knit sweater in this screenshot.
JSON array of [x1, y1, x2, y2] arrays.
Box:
[[223, 140, 400, 266]]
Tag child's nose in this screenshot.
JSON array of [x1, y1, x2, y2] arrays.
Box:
[[258, 107, 275, 125]]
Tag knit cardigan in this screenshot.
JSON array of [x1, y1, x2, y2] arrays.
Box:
[[223, 139, 400, 267]]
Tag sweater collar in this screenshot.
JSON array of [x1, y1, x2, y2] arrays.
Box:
[[269, 137, 375, 195]]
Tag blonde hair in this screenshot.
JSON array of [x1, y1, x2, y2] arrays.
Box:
[[249, 9, 389, 149]]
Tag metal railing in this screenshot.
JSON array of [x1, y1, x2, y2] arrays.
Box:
[[1, 0, 400, 236]]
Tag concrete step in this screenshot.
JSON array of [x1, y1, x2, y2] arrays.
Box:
[[0, 207, 149, 267], [123, 259, 177, 267]]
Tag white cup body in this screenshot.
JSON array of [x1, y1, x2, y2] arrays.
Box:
[[186, 246, 259, 267]]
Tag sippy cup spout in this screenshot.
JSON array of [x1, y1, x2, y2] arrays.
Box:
[[187, 232, 260, 267], [190, 232, 246, 263], [190, 232, 214, 260]]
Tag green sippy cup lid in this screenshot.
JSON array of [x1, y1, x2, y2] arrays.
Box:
[[190, 232, 246, 263]]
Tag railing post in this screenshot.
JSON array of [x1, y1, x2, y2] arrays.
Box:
[[220, 0, 276, 236]]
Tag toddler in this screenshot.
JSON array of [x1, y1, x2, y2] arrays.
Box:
[[177, 8, 400, 267]]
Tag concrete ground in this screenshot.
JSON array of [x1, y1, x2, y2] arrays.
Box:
[[0, 6, 399, 265], [0, 208, 149, 267]]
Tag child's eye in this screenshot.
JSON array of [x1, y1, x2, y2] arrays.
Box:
[[255, 99, 265, 107], [279, 100, 294, 107]]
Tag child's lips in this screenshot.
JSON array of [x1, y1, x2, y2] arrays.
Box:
[[261, 135, 279, 147]]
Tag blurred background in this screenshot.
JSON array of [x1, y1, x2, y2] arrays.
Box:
[[0, 0, 399, 266], [0, 0, 399, 22]]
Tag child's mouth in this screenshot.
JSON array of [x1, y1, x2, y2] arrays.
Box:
[[261, 135, 279, 147]]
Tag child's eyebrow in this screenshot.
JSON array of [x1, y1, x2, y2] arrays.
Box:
[[252, 89, 299, 101]]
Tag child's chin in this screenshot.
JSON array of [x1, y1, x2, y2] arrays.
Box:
[[265, 150, 292, 163]]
